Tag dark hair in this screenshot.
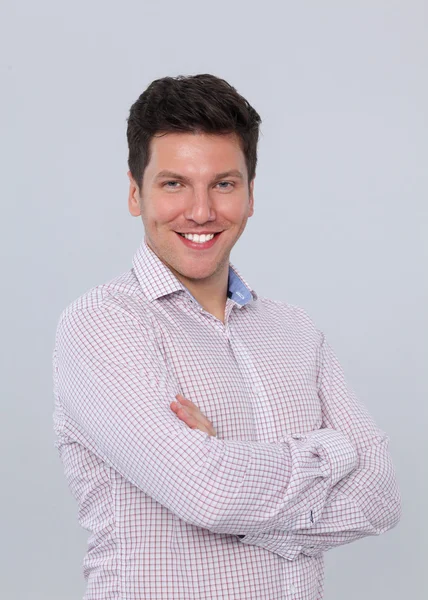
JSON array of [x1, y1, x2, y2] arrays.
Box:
[[126, 73, 262, 190]]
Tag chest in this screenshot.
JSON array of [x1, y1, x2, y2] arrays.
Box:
[[154, 301, 323, 443]]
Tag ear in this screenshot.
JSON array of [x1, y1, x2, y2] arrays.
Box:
[[127, 171, 141, 217], [248, 178, 255, 217]]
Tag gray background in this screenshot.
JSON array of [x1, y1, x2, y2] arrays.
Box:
[[1, 1, 426, 598]]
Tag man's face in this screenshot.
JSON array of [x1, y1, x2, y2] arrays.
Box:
[[128, 131, 254, 284]]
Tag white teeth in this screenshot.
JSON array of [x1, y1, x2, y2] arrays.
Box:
[[180, 233, 215, 243]]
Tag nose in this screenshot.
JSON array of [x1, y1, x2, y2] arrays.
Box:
[[184, 188, 216, 224]]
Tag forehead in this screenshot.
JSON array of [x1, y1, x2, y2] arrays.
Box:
[[146, 131, 246, 175]]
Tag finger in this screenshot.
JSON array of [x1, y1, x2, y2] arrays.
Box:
[[175, 405, 216, 436], [176, 406, 210, 433], [171, 401, 199, 423], [176, 394, 214, 430], [176, 394, 203, 410], [176, 394, 195, 406]]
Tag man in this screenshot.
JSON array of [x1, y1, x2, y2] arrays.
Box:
[[52, 73, 401, 600]]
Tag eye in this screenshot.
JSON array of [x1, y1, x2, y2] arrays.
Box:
[[216, 181, 234, 190], [163, 181, 182, 189]]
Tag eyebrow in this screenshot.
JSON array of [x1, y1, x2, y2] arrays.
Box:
[[154, 169, 244, 183]]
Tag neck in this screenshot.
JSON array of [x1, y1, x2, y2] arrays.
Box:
[[174, 265, 229, 323]]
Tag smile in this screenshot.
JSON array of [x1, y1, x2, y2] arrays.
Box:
[[179, 233, 215, 243], [175, 231, 222, 249]]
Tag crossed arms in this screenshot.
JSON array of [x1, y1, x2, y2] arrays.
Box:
[[53, 300, 402, 561]]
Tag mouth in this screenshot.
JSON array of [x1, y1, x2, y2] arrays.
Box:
[[174, 231, 222, 250]]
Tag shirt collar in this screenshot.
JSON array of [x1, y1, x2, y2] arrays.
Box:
[[132, 237, 258, 307]]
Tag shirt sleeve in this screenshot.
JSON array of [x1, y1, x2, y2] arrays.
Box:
[[54, 299, 361, 535], [235, 332, 402, 560]]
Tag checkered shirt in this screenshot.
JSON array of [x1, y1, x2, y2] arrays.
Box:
[[52, 238, 401, 599]]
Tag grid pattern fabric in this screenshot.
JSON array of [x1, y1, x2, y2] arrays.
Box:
[[52, 237, 401, 600]]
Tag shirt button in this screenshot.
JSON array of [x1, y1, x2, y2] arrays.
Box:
[[289, 584, 297, 595]]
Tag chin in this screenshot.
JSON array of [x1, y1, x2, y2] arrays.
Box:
[[175, 266, 216, 281], [172, 255, 221, 278]]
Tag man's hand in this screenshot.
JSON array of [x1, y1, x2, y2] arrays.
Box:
[[170, 394, 217, 437]]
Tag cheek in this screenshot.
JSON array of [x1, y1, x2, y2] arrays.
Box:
[[225, 200, 251, 223], [146, 195, 185, 224]]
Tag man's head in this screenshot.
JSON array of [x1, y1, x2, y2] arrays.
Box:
[[126, 74, 261, 286]]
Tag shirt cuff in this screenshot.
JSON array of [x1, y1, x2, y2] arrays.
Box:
[[236, 428, 358, 549], [290, 427, 358, 488], [236, 530, 303, 561]]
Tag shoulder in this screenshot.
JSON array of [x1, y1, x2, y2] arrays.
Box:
[[254, 296, 321, 337], [54, 268, 154, 348], [52, 270, 167, 407]]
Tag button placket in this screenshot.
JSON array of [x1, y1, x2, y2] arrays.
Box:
[[227, 320, 278, 443], [223, 298, 236, 341], [228, 323, 277, 442]]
